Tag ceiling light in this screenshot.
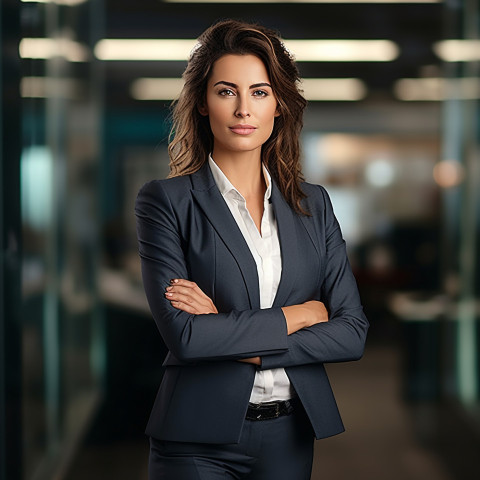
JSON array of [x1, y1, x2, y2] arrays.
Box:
[[433, 40, 480, 62], [95, 38, 399, 62], [285, 40, 399, 62], [95, 39, 196, 61], [394, 77, 480, 101], [300, 78, 367, 100], [19, 38, 89, 62]]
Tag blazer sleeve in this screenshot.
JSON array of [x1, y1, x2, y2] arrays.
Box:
[[135, 179, 288, 363], [260, 185, 369, 370]]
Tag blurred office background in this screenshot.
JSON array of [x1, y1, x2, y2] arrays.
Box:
[[1, 0, 479, 479]]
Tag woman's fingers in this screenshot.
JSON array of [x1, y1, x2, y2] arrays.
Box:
[[166, 278, 218, 314], [166, 285, 208, 307], [166, 293, 208, 314], [170, 300, 200, 315], [165, 290, 208, 309], [170, 278, 203, 292]]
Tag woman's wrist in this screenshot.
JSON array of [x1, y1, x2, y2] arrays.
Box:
[[281, 301, 328, 335], [281, 305, 307, 335]]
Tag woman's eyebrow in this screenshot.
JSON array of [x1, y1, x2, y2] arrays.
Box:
[[213, 81, 272, 89], [250, 82, 272, 89], [213, 81, 236, 88]]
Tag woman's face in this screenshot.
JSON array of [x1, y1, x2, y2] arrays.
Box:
[[200, 54, 279, 157]]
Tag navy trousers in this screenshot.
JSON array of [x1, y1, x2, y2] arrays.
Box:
[[148, 406, 315, 479]]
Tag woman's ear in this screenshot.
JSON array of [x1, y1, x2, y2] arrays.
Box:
[[198, 102, 208, 116], [274, 103, 281, 118]]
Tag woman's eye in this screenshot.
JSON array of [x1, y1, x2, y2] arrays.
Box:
[[253, 90, 268, 97], [219, 89, 235, 96]]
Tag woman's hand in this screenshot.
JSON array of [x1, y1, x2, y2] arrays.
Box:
[[281, 300, 329, 335], [166, 280, 260, 365], [165, 279, 218, 314]]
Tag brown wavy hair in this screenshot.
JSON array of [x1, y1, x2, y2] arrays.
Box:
[[168, 19, 308, 214]]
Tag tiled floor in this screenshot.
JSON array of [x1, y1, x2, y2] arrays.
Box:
[[66, 344, 454, 480]]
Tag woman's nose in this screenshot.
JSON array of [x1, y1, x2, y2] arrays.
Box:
[[234, 97, 250, 118]]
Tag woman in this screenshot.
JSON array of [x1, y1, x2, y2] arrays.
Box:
[[135, 19, 368, 480]]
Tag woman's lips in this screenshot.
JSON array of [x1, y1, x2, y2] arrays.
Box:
[[229, 124, 257, 135]]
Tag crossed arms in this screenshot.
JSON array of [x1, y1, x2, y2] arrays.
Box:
[[135, 180, 368, 367]]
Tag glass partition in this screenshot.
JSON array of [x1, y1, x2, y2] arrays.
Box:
[[20, 1, 105, 478], [439, 0, 480, 411]]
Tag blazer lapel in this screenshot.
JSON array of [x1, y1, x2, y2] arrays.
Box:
[[271, 183, 299, 308], [190, 164, 260, 309]]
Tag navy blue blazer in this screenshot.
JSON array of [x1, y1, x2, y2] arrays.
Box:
[[135, 162, 368, 444]]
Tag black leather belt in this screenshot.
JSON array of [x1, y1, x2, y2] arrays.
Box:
[[246, 397, 300, 421]]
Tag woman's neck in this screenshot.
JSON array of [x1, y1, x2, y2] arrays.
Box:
[[211, 149, 266, 199]]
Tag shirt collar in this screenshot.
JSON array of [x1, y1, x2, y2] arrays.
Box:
[[208, 154, 272, 201]]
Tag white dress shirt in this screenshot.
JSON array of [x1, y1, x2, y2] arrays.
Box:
[[208, 156, 294, 403]]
